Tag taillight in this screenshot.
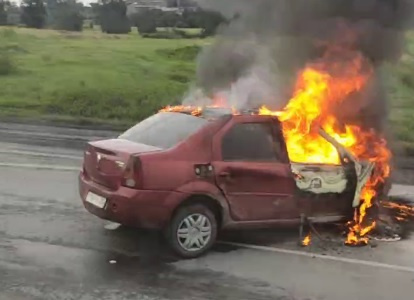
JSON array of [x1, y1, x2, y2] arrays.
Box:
[[121, 156, 142, 189]]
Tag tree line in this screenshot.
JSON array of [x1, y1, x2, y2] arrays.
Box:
[[0, 0, 83, 30], [0, 0, 225, 37]]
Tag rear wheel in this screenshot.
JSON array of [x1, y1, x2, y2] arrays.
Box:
[[166, 204, 218, 258]]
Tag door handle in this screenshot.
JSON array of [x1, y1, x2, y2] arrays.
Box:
[[219, 171, 231, 178]]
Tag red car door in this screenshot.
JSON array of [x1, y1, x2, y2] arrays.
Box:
[[212, 115, 299, 222]]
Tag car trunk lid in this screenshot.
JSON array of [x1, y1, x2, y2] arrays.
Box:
[[84, 139, 161, 189]]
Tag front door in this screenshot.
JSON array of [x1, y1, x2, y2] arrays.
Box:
[[212, 117, 298, 221]]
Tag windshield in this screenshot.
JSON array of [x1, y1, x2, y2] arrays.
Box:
[[119, 112, 208, 149]]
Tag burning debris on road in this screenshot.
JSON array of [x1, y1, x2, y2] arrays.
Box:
[[160, 0, 414, 246], [382, 200, 414, 221], [302, 233, 312, 247]]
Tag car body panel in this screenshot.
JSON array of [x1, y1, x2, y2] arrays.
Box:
[[175, 180, 232, 224], [83, 139, 162, 190], [210, 114, 298, 221], [79, 112, 358, 231], [79, 172, 179, 228], [136, 115, 230, 191], [213, 160, 299, 221]]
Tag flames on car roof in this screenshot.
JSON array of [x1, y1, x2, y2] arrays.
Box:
[[159, 105, 267, 120]]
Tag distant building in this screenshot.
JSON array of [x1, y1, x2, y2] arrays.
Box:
[[172, 0, 198, 11], [176, 0, 198, 8], [132, 0, 166, 7], [126, 0, 174, 15], [126, 0, 198, 15]]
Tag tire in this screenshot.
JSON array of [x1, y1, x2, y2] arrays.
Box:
[[165, 204, 218, 259]]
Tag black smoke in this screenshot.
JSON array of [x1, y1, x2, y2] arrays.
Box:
[[188, 0, 413, 133]]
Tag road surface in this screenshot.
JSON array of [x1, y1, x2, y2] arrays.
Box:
[[1, 122, 414, 300]]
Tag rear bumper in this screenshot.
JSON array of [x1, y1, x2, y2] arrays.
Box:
[[79, 172, 184, 229]]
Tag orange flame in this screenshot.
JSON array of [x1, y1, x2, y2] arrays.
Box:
[[160, 97, 238, 116], [161, 43, 392, 246], [259, 49, 391, 245], [160, 105, 203, 116], [382, 201, 414, 221], [302, 233, 311, 246]]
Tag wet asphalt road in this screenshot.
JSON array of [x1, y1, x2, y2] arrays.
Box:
[[1, 122, 414, 300]]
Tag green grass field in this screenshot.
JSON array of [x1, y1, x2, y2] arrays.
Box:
[[0, 27, 413, 152], [386, 32, 414, 153], [0, 27, 209, 127]]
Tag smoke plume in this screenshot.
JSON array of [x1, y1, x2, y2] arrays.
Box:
[[186, 0, 413, 133]]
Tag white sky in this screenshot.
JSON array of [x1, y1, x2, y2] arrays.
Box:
[[10, 0, 99, 5]]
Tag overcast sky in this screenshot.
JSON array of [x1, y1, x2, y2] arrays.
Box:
[[11, 0, 99, 5]]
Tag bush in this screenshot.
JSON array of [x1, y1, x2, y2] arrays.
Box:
[[0, 1, 7, 26], [137, 20, 157, 34], [98, 0, 131, 34], [0, 53, 15, 75], [54, 3, 84, 32], [131, 8, 226, 37], [159, 11, 180, 27], [132, 11, 157, 34], [199, 10, 226, 37], [21, 0, 47, 29]]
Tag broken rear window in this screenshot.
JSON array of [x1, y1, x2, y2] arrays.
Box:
[[119, 112, 208, 149]]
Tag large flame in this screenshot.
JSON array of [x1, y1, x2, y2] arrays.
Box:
[[160, 45, 392, 246], [259, 49, 392, 245]]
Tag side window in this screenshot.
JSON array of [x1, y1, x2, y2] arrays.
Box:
[[221, 123, 283, 162]]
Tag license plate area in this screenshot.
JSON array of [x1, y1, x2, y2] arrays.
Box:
[[86, 192, 107, 209]]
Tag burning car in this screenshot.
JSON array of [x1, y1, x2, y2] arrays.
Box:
[[78, 0, 406, 258], [78, 103, 385, 258], [79, 20, 398, 257]]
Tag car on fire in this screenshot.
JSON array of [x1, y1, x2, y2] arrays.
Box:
[[79, 107, 376, 258]]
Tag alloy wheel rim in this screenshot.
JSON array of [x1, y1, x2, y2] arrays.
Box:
[[177, 213, 212, 252]]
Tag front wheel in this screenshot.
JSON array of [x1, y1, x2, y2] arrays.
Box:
[[165, 204, 218, 259]]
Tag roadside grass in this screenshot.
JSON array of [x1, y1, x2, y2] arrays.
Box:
[[0, 27, 414, 153], [0, 27, 209, 127], [387, 31, 414, 154], [157, 27, 203, 34]]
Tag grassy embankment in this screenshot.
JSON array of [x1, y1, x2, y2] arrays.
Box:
[[0, 27, 207, 127], [0, 27, 413, 152], [387, 31, 414, 154]]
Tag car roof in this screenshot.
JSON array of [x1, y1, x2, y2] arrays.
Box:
[[166, 107, 278, 122]]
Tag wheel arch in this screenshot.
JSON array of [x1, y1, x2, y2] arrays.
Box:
[[169, 180, 232, 229], [173, 193, 226, 228]]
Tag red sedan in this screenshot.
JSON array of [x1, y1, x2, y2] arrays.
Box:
[[79, 108, 372, 258]]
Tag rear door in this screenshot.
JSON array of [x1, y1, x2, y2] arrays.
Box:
[[212, 116, 298, 221]]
